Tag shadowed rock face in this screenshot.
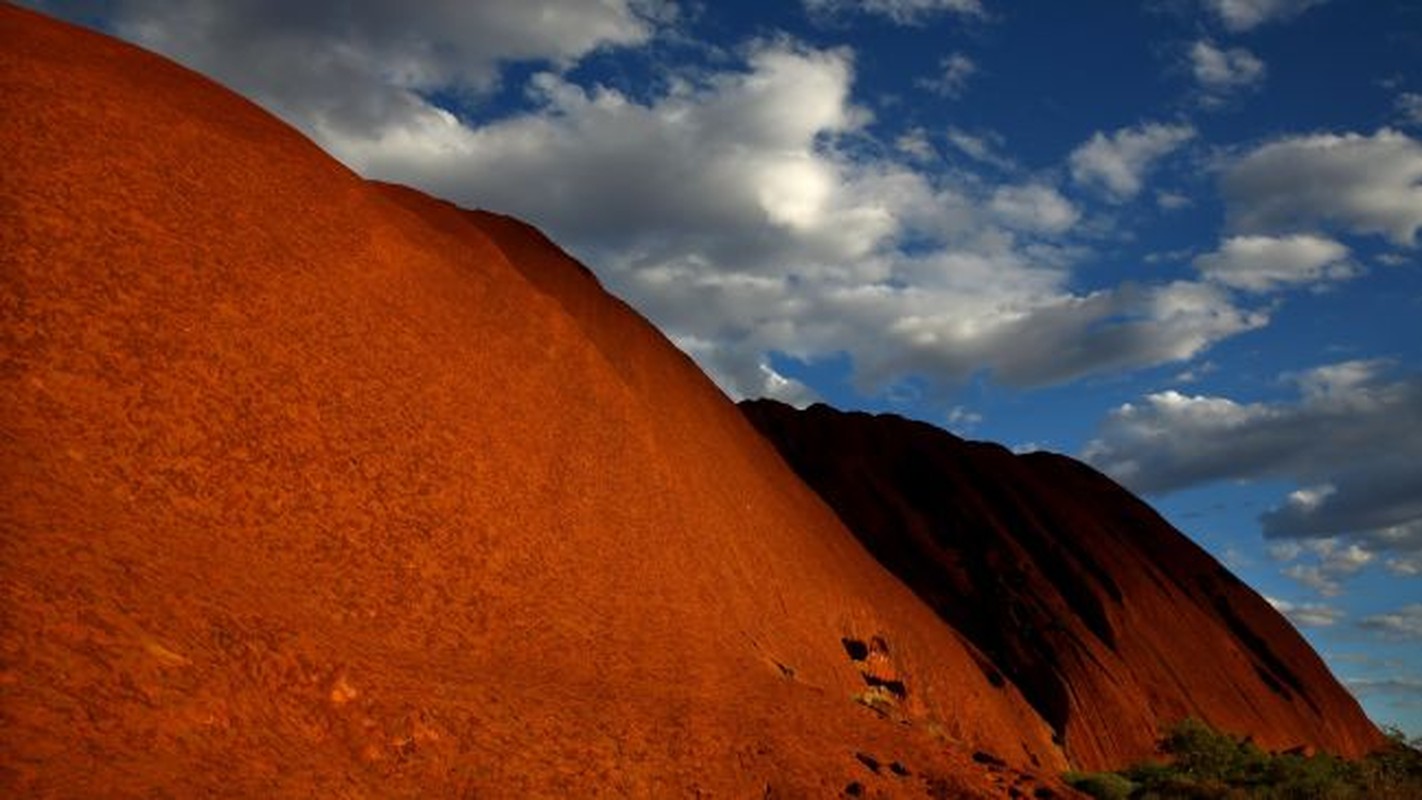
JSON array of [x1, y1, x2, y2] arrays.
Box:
[[1, 6, 1071, 797], [740, 400, 1385, 770]]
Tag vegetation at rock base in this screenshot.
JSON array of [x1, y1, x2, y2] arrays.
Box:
[[1065, 718, 1422, 799]]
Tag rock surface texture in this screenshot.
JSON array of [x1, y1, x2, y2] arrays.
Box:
[[741, 400, 1385, 771], [2, 6, 1072, 797]]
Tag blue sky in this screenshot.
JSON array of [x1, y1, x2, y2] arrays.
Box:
[[32, 0, 1422, 736]]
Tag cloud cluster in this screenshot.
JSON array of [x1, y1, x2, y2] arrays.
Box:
[[338, 44, 880, 252], [1386, 553, 1422, 577], [1202, 0, 1330, 31], [1399, 93, 1422, 128], [1069, 123, 1196, 202], [1359, 605, 1422, 641], [1084, 361, 1422, 582], [41, 0, 1270, 402], [802, 0, 984, 25], [1192, 234, 1354, 292], [945, 127, 1017, 170], [342, 46, 1257, 398], [1265, 595, 1344, 627], [1222, 129, 1422, 246], [917, 52, 977, 98], [39, 0, 1361, 409], [1270, 538, 1375, 596], [1149, 131, 1420, 296], [1189, 40, 1265, 105], [46, 0, 670, 144]]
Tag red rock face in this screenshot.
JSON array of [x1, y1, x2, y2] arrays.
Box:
[[1, 6, 1075, 797], [740, 400, 1386, 770]]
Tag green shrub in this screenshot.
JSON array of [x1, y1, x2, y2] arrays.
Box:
[[1064, 770, 1135, 800], [1156, 717, 1277, 786], [1063, 719, 1422, 799]]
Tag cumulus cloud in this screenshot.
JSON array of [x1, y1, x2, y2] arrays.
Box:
[[1397, 93, 1422, 128], [43, 0, 1268, 401], [839, 278, 1262, 390], [1084, 361, 1422, 568], [1276, 538, 1375, 596], [36, 0, 670, 144], [987, 184, 1079, 234], [1222, 129, 1422, 246], [803, 0, 984, 25], [305, 42, 1252, 396], [1265, 596, 1345, 627], [1189, 40, 1265, 104], [1359, 604, 1422, 641], [341, 44, 882, 252], [1202, 0, 1329, 31], [1262, 476, 1422, 544], [917, 52, 977, 98], [1069, 122, 1196, 202], [1193, 233, 1355, 292]]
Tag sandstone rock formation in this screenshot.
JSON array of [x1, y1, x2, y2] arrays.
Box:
[[2, 6, 1069, 797], [1, 5, 1385, 795], [741, 400, 1386, 771]]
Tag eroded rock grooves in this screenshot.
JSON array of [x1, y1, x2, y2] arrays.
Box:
[[2, 5, 1064, 797], [740, 400, 1385, 770]]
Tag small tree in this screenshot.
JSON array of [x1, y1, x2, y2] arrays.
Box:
[[1160, 718, 1261, 782]]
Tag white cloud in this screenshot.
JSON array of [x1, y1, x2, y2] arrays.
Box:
[[1156, 191, 1193, 211], [1189, 40, 1265, 103], [1193, 233, 1355, 292], [1282, 484, 1336, 514], [1325, 541, 1375, 569], [945, 127, 1016, 170], [330, 45, 1253, 396], [803, 0, 984, 25], [48, 1, 1269, 401], [1268, 541, 1303, 562], [47, 0, 670, 144], [1386, 554, 1422, 577], [672, 336, 820, 407], [896, 128, 937, 161], [1222, 129, 1422, 246], [1262, 473, 1422, 544], [1172, 360, 1217, 384], [1277, 538, 1374, 596], [1397, 93, 1422, 128], [987, 184, 1079, 234], [337, 44, 880, 252], [1359, 604, 1422, 641], [1265, 596, 1345, 627], [945, 405, 983, 433], [844, 278, 1262, 390], [917, 52, 977, 98], [272, 39, 1250, 396], [1069, 122, 1196, 201], [1084, 361, 1422, 565], [1282, 565, 1340, 595], [1084, 361, 1422, 495], [1202, 0, 1329, 31]]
